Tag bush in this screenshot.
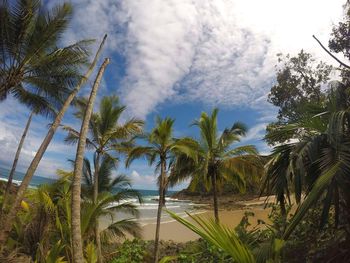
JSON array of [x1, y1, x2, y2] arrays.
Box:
[[108, 239, 149, 263]]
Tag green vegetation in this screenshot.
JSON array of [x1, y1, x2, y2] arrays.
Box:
[[169, 108, 263, 222], [1, 0, 350, 262]]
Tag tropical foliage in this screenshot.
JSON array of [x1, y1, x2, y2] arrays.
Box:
[[64, 95, 143, 262], [126, 117, 194, 262], [0, 0, 91, 213], [2, 0, 350, 262], [4, 169, 141, 262], [169, 108, 263, 222]]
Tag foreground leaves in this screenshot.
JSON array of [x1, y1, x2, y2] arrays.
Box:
[[167, 210, 256, 263]]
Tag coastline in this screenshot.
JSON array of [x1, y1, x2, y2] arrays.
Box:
[[140, 196, 273, 242]]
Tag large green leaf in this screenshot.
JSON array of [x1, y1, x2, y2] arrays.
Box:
[[167, 210, 256, 263], [283, 162, 340, 239]]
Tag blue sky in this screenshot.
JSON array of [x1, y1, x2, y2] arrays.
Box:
[[0, 0, 346, 189]]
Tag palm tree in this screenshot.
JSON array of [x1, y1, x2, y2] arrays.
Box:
[[64, 95, 144, 203], [58, 168, 142, 261], [263, 144, 295, 217], [0, 0, 91, 210], [81, 191, 142, 244], [78, 157, 144, 244], [0, 0, 90, 102], [81, 157, 132, 196], [71, 57, 110, 263], [125, 117, 192, 263], [170, 109, 262, 223], [0, 33, 107, 247], [262, 83, 350, 239], [11, 168, 142, 262], [64, 95, 143, 262], [0, 5, 107, 249]]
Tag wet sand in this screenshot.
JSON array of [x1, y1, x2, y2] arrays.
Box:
[[141, 206, 271, 242]]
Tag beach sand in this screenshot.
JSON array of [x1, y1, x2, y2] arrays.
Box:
[[141, 206, 271, 242]]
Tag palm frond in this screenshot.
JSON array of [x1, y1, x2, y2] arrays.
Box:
[[100, 219, 142, 242], [168, 211, 256, 263], [283, 161, 340, 239]]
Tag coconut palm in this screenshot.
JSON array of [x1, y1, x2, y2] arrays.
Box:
[[170, 109, 262, 223], [0, 7, 107, 248], [64, 95, 143, 262], [71, 57, 109, 263], [81, 157, 143, 243], [0, 0, 90, 103], [125, 117, 193, 263], [81, 191, 142, 243], [0, 0, 91, 210], [76, 158, 143, 243], [63, 95, 144, 201]]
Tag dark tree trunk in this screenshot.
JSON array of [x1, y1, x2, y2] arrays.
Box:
[[212, 173, 219, 223], [280, 196, 287, 218], [153, 159, 166, 263]]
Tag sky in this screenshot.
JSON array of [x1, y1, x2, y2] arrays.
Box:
[[0, 0, 346, 190]]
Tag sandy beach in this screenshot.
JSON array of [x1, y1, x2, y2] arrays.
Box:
[[141, 206, 271, 242]]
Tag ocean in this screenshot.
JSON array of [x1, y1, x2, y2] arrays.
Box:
[[0, 166, 203, 226]]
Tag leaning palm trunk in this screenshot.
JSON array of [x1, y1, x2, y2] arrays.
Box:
[[212, 173, 219, 223], [71, 58, 110, 263], [93, 152, 102, 263], [153, 159, 166, 263], [0, 35, 107, 247], [2, 111, 33, 212]]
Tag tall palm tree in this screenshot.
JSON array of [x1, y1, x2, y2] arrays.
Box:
[[71, 57, 110, 263], [64, 95, 143, 262], [125, 117, 193, 263], [0, 0, 91, 210], [170, 109, 262, 223], [64, 95, 144, 203], [0, 33, 107, 247]]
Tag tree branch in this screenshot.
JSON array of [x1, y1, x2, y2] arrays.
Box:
[[313, 35, 350, 70]]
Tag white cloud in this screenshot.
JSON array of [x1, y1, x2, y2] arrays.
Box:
[[48, 0, 344, 118], [0, 98, 75, 178], [1, 0, 345, 186], [114, 0, 344, 118], [116, 0, 201, 118], [129, 170, 158, 189], [241, 123, 268, 143], [128, 170, 190, 190]]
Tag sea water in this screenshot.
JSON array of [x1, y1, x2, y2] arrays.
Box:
[[0, 166, 204, 226]]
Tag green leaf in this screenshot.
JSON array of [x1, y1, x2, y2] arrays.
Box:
[[283, 162, 341, 239], [167, 210, 256, 263]]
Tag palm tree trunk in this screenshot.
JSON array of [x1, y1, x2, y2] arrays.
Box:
[[93, 152, 102, 263], [1, 111, 33, 212], [212, 173, 219, 223], [0, 35, 107, 247], [280, 197, 287, 218], [153, 159, 166, 263], [71, 58, 110, 263]]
